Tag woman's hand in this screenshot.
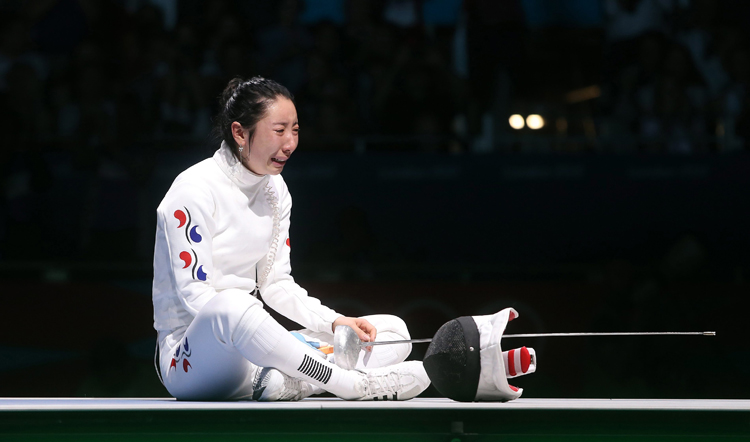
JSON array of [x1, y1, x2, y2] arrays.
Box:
[[332, 316, 377, 352]]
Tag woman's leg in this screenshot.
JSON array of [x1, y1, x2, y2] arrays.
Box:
[[160, 291, 266, 400], [161, 290, 372, 400], [296, 314, 413, 369], [160, 292, 262, 401]]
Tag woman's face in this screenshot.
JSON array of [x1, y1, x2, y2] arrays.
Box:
[[239, 97, 299, 175]]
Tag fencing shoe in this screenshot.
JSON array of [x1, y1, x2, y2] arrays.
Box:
[[252, 367, 323, 401], [356, 361, 430, 401]]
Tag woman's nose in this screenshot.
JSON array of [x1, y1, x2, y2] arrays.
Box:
[[285, 134, 297, 152]]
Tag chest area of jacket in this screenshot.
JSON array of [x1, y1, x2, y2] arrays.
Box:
[[212, 188, 275, 262]]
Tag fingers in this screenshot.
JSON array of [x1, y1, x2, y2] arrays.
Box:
[[356, 318, 375, 334], [332, 316, 379, 352], [354, 324, 371, 351], [354, 325, 369, 342], [356, 318, 376, 352]]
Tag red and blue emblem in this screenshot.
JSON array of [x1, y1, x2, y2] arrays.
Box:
[[169, 337, 193, 373], [174, 208, 207, 281]]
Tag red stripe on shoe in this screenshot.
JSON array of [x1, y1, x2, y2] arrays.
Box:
[[509, 385, 519, 392], [508, 349, 517, 376], [509, 311, 517, 321]]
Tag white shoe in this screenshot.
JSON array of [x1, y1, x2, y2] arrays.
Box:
[[357, 361, 430, 401], [252, 367, 322, 401]]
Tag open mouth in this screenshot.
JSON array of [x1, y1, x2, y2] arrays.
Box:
[[272, 157, 287, 165]]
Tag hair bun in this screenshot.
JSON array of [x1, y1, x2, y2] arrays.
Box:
[[220, 77, 246, 109]]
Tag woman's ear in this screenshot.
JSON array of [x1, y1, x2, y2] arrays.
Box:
[[231, 121, 246, 148]]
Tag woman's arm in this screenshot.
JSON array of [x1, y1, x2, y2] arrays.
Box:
[[258, 177, 345, 334], [155, 181, 229, 317]]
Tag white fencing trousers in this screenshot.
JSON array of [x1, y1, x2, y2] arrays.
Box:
[[159, 290, 412, 401]]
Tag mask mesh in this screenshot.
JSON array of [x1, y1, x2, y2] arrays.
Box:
[[424, 319, 467, 367], [423, 317, 480, 402]]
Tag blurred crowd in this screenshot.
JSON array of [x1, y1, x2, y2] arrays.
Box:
[[1, 0, 750, 262], [0, 0, 465, 157], [1, 0, 748, 158], [600, 0, 750, 153]]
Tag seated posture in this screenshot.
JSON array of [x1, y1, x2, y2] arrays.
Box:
[[152, 76, 430, 401]]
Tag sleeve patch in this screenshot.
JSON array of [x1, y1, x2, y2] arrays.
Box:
[[174, 210, 186, 228], [174, 206, 208, 281], [179, 251, 192, 269]]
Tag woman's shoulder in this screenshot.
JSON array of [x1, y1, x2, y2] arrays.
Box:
[[173, 157, 226, 187], [159, 159, 223, 207], [269, 173, 288, 187], [270, 173, 291, 199]]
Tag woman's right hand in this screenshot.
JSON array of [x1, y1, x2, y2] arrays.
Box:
[[332, 316, 377, 352]]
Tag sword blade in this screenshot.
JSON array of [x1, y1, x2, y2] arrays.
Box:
[[502, 331, 716, 338], [361, 338, 433, 347], [359, 331, 715, 347]]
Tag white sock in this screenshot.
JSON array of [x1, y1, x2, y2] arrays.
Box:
[[232, 306, 365, 399]]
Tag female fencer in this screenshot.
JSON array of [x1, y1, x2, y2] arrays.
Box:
[[152, 76, 430, 401]]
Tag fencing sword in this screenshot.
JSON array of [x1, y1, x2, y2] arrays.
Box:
[[363, 331, 716, 346], [332, 326, 716, 370]]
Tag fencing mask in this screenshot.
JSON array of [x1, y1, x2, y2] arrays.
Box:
[[423, 308, 536, 402]]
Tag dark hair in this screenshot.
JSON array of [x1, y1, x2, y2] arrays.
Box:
[[214, 76, 294, 160]]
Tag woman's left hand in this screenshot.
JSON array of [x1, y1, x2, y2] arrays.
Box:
[[332, 316, 377, 352]]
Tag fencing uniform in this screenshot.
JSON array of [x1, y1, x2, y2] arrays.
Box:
[[152, 142, 413, 400]]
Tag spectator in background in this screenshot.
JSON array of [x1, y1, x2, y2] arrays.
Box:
[[637, 42, 709, 153], [373, 41, 460, 151], [2, 62, 50, 148], [675, 0, 729, 99], [0, 19, 32, 91], [603, 0, 676, 73], [464, 0, 526, 151], [711, 27, 749, 150], [725, 48, 750, 150], [256, 0, 312, 94], [197, 6, 259, 116], [295, 22, 357, 150], [603, 32, 665, 151], [154, 34, 208, 138], [604, 0, 674, 43]]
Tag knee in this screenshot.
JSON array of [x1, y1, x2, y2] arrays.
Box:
[[199, 290, 265, 340], [385, 315, 410, 340], [365, 314, 410, 340], [358, 314, 412, 366], [201, 289, 261, 322]]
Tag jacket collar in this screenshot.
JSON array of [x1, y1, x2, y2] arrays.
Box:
[[213, 141, 269, 189]]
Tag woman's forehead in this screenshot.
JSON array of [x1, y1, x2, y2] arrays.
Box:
[[265, 97, 297, 123]]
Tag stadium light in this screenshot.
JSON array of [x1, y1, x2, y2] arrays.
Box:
[[526, 114, 544, 130], [509, 114, 525, 130]]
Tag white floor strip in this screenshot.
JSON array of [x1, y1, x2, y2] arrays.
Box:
[[0, 398, 749, 411]]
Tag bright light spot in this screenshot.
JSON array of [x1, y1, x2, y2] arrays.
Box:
[[526, 114, 544, 130], [509, 114, 525, 130]]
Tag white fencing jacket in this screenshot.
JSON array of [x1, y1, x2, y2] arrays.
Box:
[[152, 142, 341, 343]]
